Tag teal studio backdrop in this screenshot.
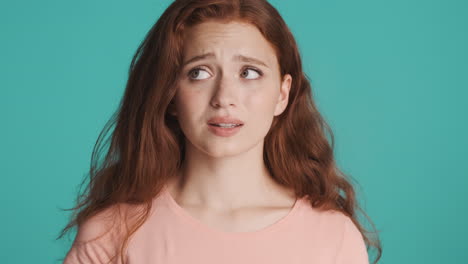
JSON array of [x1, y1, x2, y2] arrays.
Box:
[[1, 0, 466, 263]]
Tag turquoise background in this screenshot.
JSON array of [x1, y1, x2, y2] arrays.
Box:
[[1, 0, 466, 263]]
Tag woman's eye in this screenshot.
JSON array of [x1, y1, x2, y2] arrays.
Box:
[[188, 68, 211, 80], [188, 67, 262, 80], [241, 68, 262, 79]]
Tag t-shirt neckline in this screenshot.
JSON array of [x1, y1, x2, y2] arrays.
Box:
[[161, 184, 304, 238]]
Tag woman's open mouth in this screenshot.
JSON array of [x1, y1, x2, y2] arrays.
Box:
[[207, 123, 243, 137]]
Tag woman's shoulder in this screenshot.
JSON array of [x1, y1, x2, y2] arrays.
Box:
[[299, 199, 365, 242], [73, 203, 137, 244], [300, 202, 368, 263], [62, 202, 148, 264]]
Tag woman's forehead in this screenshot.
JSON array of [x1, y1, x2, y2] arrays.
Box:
[[181, 21, 278, 66]]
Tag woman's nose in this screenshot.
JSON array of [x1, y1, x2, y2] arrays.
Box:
[[210, 74, 238, 108]]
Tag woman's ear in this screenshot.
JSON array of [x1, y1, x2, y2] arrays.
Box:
[[274, 74, 292, 116]]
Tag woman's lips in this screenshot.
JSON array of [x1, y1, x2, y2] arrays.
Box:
[[207, 124, 243, 137], [207, 116, 244, 125]]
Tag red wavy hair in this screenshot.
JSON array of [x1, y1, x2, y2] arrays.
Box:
[[58, 0, 382, 263]]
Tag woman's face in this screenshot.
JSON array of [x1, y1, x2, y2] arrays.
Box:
[[172, 20, 292, 157]]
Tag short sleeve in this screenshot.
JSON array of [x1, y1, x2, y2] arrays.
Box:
[[62, 208, 125, 264], [335, 217, 369, 264]]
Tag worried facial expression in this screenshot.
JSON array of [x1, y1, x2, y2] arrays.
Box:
[[171, 20, 292, 157]]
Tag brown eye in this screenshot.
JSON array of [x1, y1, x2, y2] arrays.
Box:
[[241, 68, 262, 79]]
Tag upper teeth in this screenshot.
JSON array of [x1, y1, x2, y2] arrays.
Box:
[[212, 123, 240, 127]]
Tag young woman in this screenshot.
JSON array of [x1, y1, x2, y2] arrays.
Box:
[[58, 0, 382, 263]]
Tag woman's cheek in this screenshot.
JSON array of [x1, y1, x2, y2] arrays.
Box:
[[249, 87, 277, 111]]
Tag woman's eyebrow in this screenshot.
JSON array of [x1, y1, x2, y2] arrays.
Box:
[[182, 52, 269, 68], [234, 54, 269, 68], [183, 52, 215, 66]]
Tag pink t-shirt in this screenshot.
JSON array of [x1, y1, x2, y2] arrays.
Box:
[[63, 185, 369, 264]]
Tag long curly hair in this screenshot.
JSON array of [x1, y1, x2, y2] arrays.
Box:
[[57, 0, 382, 263]]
